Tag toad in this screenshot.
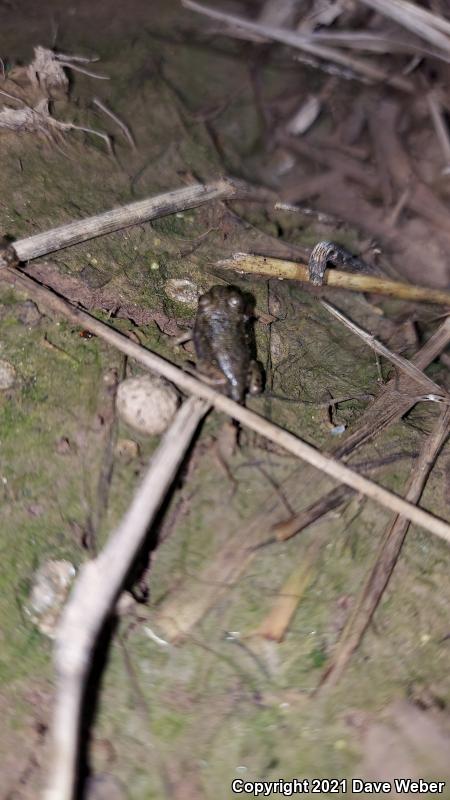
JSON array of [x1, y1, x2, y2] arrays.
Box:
[[193, 285, 263, 404]]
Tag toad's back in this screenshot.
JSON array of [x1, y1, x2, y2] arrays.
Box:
[[193, 285, 252, 404]]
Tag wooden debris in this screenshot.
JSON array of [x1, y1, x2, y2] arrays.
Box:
[[359, 0, 450, 58], [273, 485, 351, 542], [2, 265, 450, 546], [321, 300, 448, 399], [255, 533, 326, 641], [44, 396, 210, 800], [427, 90, 450, 173], [27, 46, 109, 91], [92, 96, 136, 148], [318, 404, 450, 690], [181, 0, 414, 92], [0, 91, 112, 151], [272, 316, 450, 540], [218, 252, 450, 306], [27, 47, 69, 94], [0, 179, 240, 266]]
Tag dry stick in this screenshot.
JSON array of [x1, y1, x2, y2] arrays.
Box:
[[320, 300, 448, 399], [318, 403, 450, 691], [0, 89, 113, 153], [279, 134, 379, 191], [157, 316, 450, 639], [3, 266, 450, 546], [57, 62, 110, 80], [0, 179, 239, 266], [181, 0, 414, 93], [370, 0, 450, 36], [272, 317, 450, 541], [274, 484, 362, 542], [44, 395, 210, 800], [218, 252, 450, 306], [154, 459, 407, 642], [359, 0, 450, 56], [336, 319, 450, 458], [92, 96, 136, 149], [299, 30, 450, 61], [427, 90, 450, 170]]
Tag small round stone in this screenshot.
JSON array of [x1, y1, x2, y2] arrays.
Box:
[[164, 278, 200, 307], [116, 374, 179, 435], [16, 300, 41, 327], [25, 559, 76, 638], [115, 438, 140, 461], [0, 359, 16, 389]]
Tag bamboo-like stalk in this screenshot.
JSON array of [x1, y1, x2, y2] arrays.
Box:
[[219, 252, 450, 306], [3, 266, 450, 546], [255, 532, 326, 641], [3, 179, 238, 265], [44, 395, 210, 800]]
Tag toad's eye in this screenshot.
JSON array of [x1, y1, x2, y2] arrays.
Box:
[[228, 294, 243, 309]]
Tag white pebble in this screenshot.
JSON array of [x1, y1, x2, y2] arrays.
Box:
[[164, 278, 200, 307], [25, 559, 76, 638], [331, 424, 346, 436], [116, 374, 179, 435], [0, 359, 16, 389]]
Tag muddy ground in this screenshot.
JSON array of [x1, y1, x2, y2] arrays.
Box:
[[1, 1, 450, 798]]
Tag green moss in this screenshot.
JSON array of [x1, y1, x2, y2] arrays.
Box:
[[309, 646, 328, 669]]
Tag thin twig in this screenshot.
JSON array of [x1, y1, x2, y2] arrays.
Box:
[[279, 133, 380, 190], [0, 89, 113, 152], [57, 61, 109, 80], [427, 90, 450, 172], [0, 87, 27, 105], [271, 317, 450, 542], [334, 318, 450, 457], [84, 363, 124, 554], [218, 252, 450, 306], [320, 300, 448, 399], [1, 179, 239, 265], [301, 30, 450, 62], [359, 0, 450, 57], [54, 53, 101, 64], [155, 317, 450, 640], [3, 266, 450, 546], [58, 120, 113, 153], [318, 403, 450, 690], [44, 395, 210, 800], [181, 0, 414, 93], [273, 484, 351, 542], [93, 97, 136, 149]]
